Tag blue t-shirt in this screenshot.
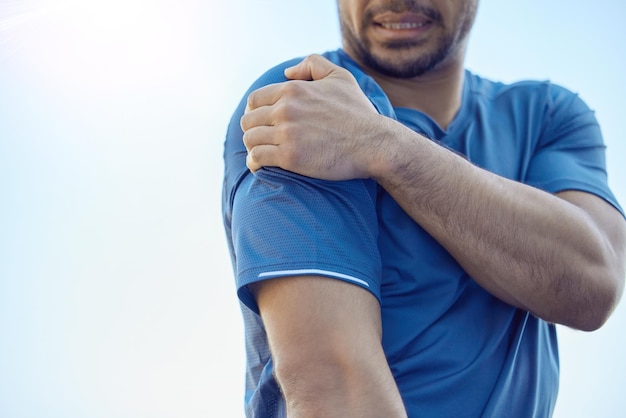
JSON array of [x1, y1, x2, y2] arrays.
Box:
[[222, 49, 623, 417]]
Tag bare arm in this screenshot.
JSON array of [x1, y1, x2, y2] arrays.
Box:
[[241, 55, 626, 331], [369, 121, 626, 330], [250, 276, 407, 417]]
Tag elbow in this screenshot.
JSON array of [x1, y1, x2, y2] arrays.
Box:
[[575, 307, 614, 333], [271, 343, 406, 417], [272, 351, 347, 403], [272, 341, 374, 401], [566, 229, 626, 331], [270, 338, 365, 411], [570, 268, 624, 332]]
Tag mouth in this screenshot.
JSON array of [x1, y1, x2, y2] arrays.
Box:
[[371, 12, 433, 41], [378, 21, 430, 30], [373, 12, 433, 31]]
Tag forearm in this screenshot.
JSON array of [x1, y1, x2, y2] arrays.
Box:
[[370, 118, 625, 330]]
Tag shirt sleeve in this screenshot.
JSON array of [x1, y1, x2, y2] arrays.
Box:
[[525, 83, 623, 216], [231, 168, 381, 314], [222, 61, 382, 315]]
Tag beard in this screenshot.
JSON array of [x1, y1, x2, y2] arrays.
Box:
[[340, 1, 476, 78], [343, 30, 456, 78]]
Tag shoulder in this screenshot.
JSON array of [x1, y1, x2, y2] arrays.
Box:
[[466, 71, 589, 113], [464, 71, 597, 139], [245, 49, 350, 94], [245, 57, 304, 94]]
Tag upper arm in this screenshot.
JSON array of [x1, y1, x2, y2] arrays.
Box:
[[229, 167, 381, 314], [250, 275, 406, 417], [250, 275, 383, 372], [225, 143, 399, 414], [525, 84, 620, 208]]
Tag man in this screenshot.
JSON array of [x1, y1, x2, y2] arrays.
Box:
[[222, 0, 626, 416]]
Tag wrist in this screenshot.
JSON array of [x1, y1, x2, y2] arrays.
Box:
[[366, 117, 426, 184]]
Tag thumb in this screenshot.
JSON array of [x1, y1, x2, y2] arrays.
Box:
[[284, 54, 340, 81]]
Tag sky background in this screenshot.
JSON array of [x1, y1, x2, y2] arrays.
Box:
[[0, 0, 624, 417]]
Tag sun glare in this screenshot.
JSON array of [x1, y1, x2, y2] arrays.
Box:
[[0, 0, 194, 93]]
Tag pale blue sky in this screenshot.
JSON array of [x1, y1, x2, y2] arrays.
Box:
[[0, 1, 624, 417]]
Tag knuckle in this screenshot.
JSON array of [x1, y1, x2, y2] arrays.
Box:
[[273, 101, 294, 122], [248, 146, 257, 162], [240, 114, 249, 131], [241, 130, 251, 148], [246, 91, 258, 110], [281, 80, 304, 99], [249, 146, 266, 168], [281, 142, 300, 167], [275, 122, 295, 142], [246, 152, 259, 172]]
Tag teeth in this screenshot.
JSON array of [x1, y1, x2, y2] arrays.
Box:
[[381, 22, 426, 30]]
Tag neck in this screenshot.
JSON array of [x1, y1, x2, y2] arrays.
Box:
[[357, 50, 466, 130]]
